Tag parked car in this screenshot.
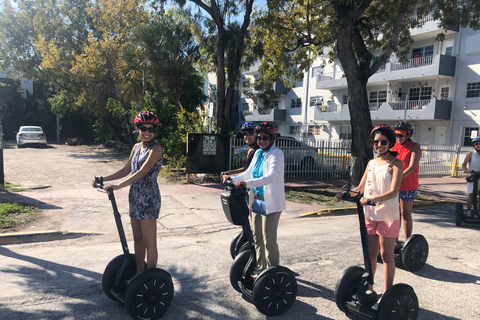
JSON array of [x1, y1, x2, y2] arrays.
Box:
[[16, 126, 47, 148], [275, 136, 318, 170]]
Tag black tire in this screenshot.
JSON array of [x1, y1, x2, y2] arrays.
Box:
[[301, 157, 315, 171], [124, 268, 174, 320], [102, 254, 137, 301], [377, 283, 419, 320], [229, 231, 248, 259], [229, 250, 250, 293], [334, 266, 365, 314], [401, 234, 428, 272], [455, 203, 464, 227], [252, 266, 297, 316]]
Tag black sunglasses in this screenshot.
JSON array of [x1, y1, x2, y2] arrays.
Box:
[[373, 140, 389, 146], [396, 134, 405, 138], [256, 135, 271, 141], [138, 126, 156, 133]]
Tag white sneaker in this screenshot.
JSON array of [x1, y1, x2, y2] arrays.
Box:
[[466, 210, 472, 218]]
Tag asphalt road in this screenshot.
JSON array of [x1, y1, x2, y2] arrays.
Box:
[[0, 141, 479, 320]]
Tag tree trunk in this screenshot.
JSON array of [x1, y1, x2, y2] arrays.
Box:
[[336, 10, 373, 187], [215, 28, 226, 134]]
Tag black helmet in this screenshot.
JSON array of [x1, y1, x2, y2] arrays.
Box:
[[371, 124, 396, 149], [134, 111, 159, 127], [394, 121, 414, 134]]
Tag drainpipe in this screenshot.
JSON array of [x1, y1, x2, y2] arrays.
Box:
[[303, 54, 310, 141]]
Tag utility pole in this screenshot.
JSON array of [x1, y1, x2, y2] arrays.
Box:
[[0, 119, 4, 192]]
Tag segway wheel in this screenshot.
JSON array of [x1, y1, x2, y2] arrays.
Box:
[[102, 254, 137, 301], [252, 266, 297, 316], [229, 250, 250, 293], [124, 268, 174, 320], [377, 283, 419, 320], [229, 231, 249, 259], [401, 234, 429, 272], [455, 203, 464, 227], [334, 266, 365, 314]]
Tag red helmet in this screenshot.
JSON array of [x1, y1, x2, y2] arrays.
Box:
[[134, 111, 159, 126], [255, 122, 277, 137], [371, 124, 396, 148]]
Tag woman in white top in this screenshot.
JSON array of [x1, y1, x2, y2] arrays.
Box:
[[461, 136, 480, 217], [223, 122, 285, 275], [348, 125, 403, 304]]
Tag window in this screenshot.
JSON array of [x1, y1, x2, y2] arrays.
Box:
[[308, 125, 321, 136], [412, 45, 434, 58], [440, 87, 449, 100], [339, 126, 352, 140], [310, 96, 323, 107], [466, 34, 480, 55], [289, 125, 300, 135], [291, 98, 301, 108], [242, 103, 249, 111], [270, 100, 279, 109], [342, 94, 349, 105], [409, 87, 432, 101], [369, 91, 386, 109], [445, 46, 453, 56], [464, 127, 480, 146], [311, 66, 322, 78], [467, 82, 480, 98]]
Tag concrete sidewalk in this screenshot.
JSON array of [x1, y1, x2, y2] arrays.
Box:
[[0, 176, 466, 244]]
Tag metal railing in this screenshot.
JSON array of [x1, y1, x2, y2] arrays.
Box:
[[229, 138, 473, 180]]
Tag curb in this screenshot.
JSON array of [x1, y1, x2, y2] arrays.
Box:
[[299, 200, 459, 217], [0, 230, 101, 245]]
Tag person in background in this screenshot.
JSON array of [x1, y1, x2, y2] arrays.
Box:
[[221, 122, 259, 177], [461, 137, 480, 217], [223, 122, 285, 276], [92, 111, 163, 273], [391, 122, 421, 242], [338, 125, 403, 309]]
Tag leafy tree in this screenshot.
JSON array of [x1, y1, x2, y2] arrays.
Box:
[[252, 0, 480, 185], [155, 0, 256, 134]]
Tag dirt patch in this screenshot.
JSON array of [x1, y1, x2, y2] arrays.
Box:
[[0, 206, 43, 234]]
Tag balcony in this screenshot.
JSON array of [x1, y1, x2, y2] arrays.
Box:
[[244, 108, 287, 123], [314, 98, 451, 121], [317, 54, 456, 89], [241, 81, 288, 96], [410, 12, 459, 40]]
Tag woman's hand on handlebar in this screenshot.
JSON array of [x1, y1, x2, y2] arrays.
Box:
[[222, 174, 231, 183], [360, 197, 376, 206], [103, 184, 119, 191], [234, 180, 246, 188]]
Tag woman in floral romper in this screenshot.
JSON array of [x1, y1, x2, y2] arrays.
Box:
[[93, 111, 163, 273]]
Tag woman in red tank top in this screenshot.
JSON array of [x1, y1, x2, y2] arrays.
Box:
[[391, 122, 421, 242]]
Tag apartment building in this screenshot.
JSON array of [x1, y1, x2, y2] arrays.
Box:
[[229, 14, 480, 147]]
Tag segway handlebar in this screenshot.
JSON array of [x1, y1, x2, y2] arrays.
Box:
[[341, 190, 376, 206], [94, 176, 104, 189], [223, 177, 247, 193]]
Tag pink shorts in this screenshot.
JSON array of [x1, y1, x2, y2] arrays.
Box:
[[365, 219, 400, 238]]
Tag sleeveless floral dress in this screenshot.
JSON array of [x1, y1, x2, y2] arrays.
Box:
[[128, 142, 162, 220]]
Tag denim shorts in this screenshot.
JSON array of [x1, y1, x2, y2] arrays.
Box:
[[399, 189, 418, 202]]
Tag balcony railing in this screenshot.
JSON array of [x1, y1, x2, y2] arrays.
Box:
[[389, 99, 431, 111], [391, 55, 435, 71]]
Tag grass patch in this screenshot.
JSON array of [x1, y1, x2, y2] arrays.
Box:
[[4, 181, 30, 192], [0, 202, 39, 231], [285, 187, 439, 207]]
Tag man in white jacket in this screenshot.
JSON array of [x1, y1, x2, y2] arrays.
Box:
[[225, 122, 286, 276]]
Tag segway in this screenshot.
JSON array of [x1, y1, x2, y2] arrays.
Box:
[[94, 177, 173, 320], [221, 178, 297, 316], [230, 230, 250, 259], [455, 171, 480, 226], [335, 190, 419, 320]]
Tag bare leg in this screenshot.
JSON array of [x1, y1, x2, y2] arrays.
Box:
[[367, 234, 379, 291], [467, 193, 473, 211], [399, 199, 414, 241], [131, 217, 146, 273], [140, 219, 158, 269], [379, 236, 396, 292]]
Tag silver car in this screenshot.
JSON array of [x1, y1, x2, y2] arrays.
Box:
[[16, 126, 47, 148], [275, 137, 318, 170]]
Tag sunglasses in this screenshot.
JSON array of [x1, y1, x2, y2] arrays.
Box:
[[396, 134, 405, 138], [138, 126, 156, 133], [256, 135, 271, 141], [373, 140, 389, 146]]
